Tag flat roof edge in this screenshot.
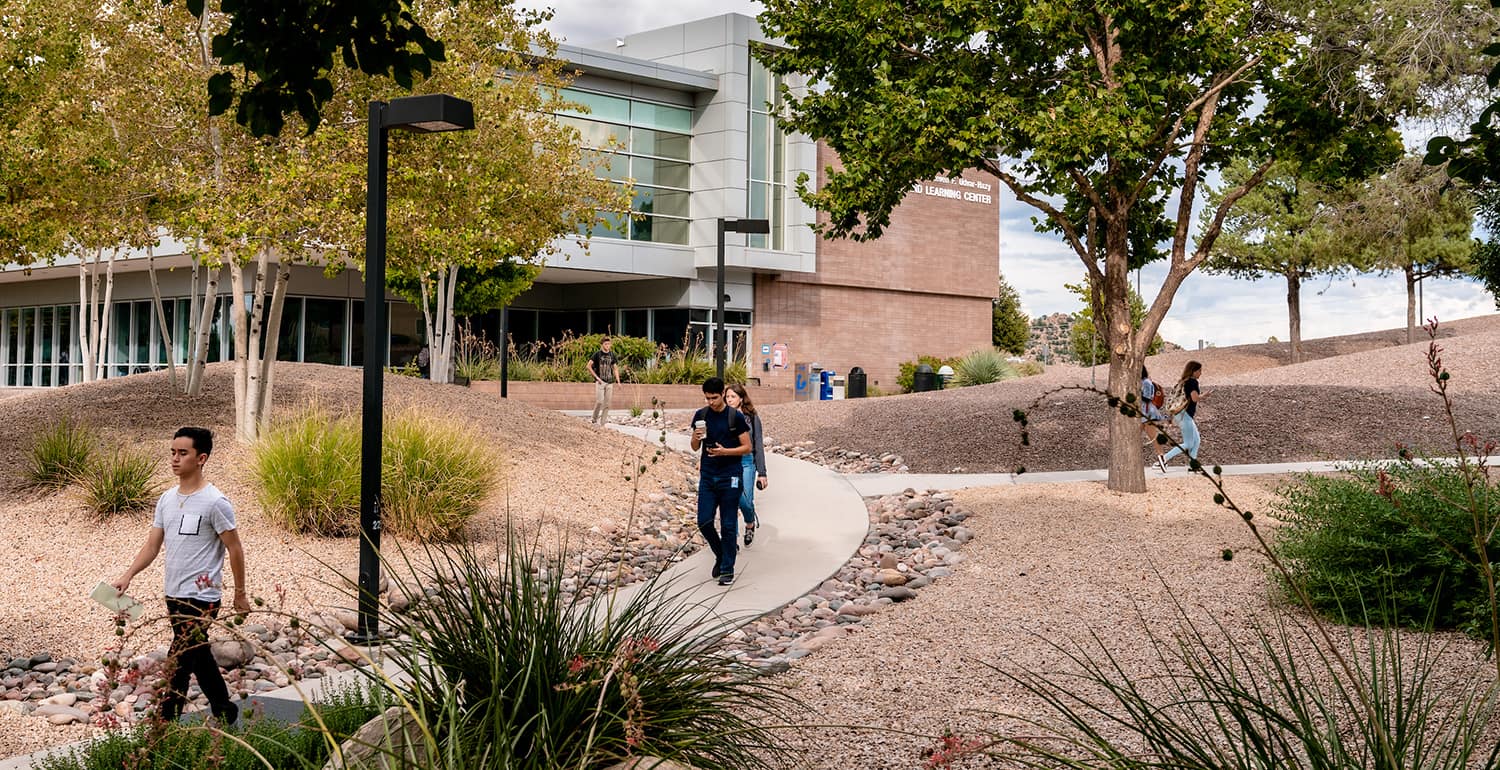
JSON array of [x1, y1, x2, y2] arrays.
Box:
[[553, 43, 719, 93]]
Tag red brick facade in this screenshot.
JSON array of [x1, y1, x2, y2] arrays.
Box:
[[753, 145, 1000, 391]]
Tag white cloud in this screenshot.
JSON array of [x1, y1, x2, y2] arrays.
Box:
[[524, 0, 764, 45]]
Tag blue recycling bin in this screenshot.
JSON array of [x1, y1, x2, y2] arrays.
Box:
[[819, 369, 836, 400]]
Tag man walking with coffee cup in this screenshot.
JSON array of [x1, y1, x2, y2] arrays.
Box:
[[690, 377, 752, 585]]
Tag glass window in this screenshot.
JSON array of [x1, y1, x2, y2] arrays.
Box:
[[556, 115, 627, 149], [389, 301, 424, 367], [631, 100, 692, 133], [652, 308, 689, 349], [583, 150, 629, 181], [631, 186, 690, 218], [559, 88, 631, 123], [725, 311, 752, 326], [350, 300, 365, 366], [154, 300, 174, 366], [589, 309, 616, 335], [132, 301, 151, 371], [275, 297, 302, 362], [507, 308, 538, 347], [58, 306, 73, 385], [111, 303, 130, 377], [620, 309, 648, 337], [304, 298, 347, 365], [631, 127, 690, 161], [537, 310, 586, 347], [750, 56, 772, 111], [646, 217, 689, 245], [582, 210, 631, 241], [749, 113, 771, 182], [629, 157, 690, 189], [689, 308, 711, 323]]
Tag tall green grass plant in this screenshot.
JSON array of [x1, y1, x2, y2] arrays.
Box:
[[381, 411, 497, 541], [951, 347, 1017, 386], [80, 448, 161, 516], [253, 407, 362, 536], [26, 417, 96, 489]]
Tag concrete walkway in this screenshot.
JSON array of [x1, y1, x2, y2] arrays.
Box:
[[844, 455, 1500, 497]]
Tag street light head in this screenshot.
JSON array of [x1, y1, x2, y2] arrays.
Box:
[[723, 217, 771, 235], [384, 94, 476, 133]]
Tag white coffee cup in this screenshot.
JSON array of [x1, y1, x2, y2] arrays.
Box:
[[694, 420, 706, 431]]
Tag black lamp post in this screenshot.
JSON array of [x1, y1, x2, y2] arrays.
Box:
[[352, 94, 475, 646], [714, 217, 769, 379]]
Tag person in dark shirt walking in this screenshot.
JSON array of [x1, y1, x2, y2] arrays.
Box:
[[1162, 361, 1208, 468], [588, 338, 620, 425], [690, 377, 752, 585]]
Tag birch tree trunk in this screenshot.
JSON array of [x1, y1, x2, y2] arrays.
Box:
[[186, 264, 222, 397], [439, 265, 458, 384], [419, 273, 435, 379], [86, 249, 103, 383], [146, 243, 178, 390], [254, 257, 292, 434], [97, 249, 117, 381], [1404, 262, 1417, 345], [77, 254, 95, 384]]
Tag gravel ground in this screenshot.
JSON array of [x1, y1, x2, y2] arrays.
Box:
[[760, 316, 1500, 473], [0, 362, 693, 757], [773, 477, 1499, 769]]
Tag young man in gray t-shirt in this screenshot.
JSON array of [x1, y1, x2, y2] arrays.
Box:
[[112, 426, 249, 725]]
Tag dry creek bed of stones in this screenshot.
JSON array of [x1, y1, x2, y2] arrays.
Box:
[[0, 449, 965, 734]]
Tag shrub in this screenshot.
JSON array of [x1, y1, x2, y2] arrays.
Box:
[[553, 332, 657, 370], [951, 347, 1017, 387], [354, 534, 800, 770], [454, 325, 502, 381], [80, 448, 160, 516], [253, 408, 361, 536], [37, 684, 381, 770], [26, 417, 96, 489], [1270, 462, 1499, 635], [1013, 360, 1045, 377], [253, 409, 497, 540], [896, 355, 955, 392], [381, 411, 498, 541]]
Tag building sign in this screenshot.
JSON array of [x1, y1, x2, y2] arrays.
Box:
[[910, 175, 995, 205], [771, 342, 789, 369]]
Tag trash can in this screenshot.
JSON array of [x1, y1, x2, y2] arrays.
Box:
[[818, 369, 836, 400], [846, 366, 867, 398], [831, 374, 846, 400], [912, 364, 938, 393]]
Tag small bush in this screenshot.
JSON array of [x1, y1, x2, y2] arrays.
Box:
[[454, 325, 502, 381], [37, 684, 382, 770], [1013, 360, 1045, 377], [1270, 462, 1499, 635], [951, 347, 1017, 387], [897, 354, 955, 392], [253, 408, 361, 536], [553, 332, 657, 370], [26, 417, 96, 489], [253, 409, 497, 540], [80, 448, 160, 516], [382, 411, 498, 541]]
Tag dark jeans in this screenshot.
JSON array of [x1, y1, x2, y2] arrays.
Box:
[[697, 474, 741, 575], [160, 596, 232, 722]]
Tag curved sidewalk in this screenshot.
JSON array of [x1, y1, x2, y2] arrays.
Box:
[[603, 424, 872, 632]]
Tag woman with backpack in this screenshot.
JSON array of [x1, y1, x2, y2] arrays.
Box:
[[1161, 360, 1208, 469], [1139, 366, 1168, 471], [724, 383, 768, 547]]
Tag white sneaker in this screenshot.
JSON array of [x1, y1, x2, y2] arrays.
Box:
[[1155, 456, 1169, 473]]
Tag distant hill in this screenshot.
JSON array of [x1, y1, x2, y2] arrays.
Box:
[[1027, 312, 1183, 364]]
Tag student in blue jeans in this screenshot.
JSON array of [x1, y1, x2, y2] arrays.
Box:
[[691, 377, 753, 586]]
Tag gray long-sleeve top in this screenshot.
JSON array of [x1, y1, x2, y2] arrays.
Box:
[[747, 411, 767, 477]]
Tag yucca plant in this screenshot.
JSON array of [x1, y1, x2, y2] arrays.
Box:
[[989, 601, 1500, 770], [380, 411, 498, 541], [340, 534, 801, 770], [952, 347, 1017, 387], [80, 447, 161, 516], [26, 417, 96, 489]]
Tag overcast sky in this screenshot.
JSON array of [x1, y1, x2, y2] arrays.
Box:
[[523, 0, 1497, 348]]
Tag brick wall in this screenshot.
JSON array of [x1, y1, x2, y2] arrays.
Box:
[[751, 145, 999, 389]]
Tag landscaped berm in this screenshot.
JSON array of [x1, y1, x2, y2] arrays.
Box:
[[1, 317, 1499, 769]]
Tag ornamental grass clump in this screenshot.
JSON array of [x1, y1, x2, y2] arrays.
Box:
[[80, 447, 160, 516], [26, 417, 97, 489], [253, 408, 497, 540], [342, 533, 800, 769], [380, 411, 497, 541], [253, 407, 361, 536]]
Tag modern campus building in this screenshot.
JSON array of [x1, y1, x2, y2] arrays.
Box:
[[0, 14, 999, 392]]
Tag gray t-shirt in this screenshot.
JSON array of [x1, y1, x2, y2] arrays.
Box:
[[152, 483, 238, 602]]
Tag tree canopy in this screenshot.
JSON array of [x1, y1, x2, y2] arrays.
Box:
[[992, 277, 1030, 355], [758, 0, 1475, 491]]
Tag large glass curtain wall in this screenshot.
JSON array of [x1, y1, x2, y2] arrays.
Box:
[[556, 89, 693, 245], [748, 54, 788, 250], [1, 296, 408, 387]]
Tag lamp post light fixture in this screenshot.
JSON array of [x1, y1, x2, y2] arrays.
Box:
[[714, 217, 770, 380], [352, 93, 475, 646]]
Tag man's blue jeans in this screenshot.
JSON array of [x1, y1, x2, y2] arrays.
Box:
[[697, 474, 741, 575]]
